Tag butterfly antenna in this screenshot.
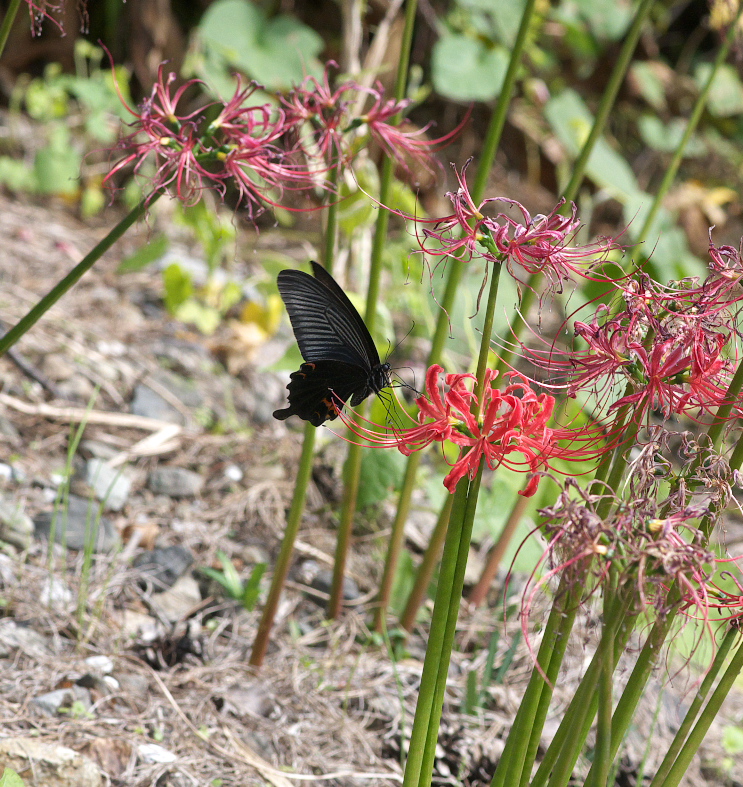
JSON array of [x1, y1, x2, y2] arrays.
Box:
[[385, 321, 416, 363]]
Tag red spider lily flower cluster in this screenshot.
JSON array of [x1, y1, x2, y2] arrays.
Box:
[[280, 65, 459, 173], [105, 69, 311, 215], [409, 163, 621, 293], [105, 62, 452, 213], [340, 364, 610, 495], [519, 242, 743, 425]]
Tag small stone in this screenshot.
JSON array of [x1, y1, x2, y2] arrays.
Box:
[[0, 463, 12, 482], [33, 495, 120, 553], [133, 545, 194, 590], [84, 655, 114, 674], [40, 576, 74, 612], [0, 498, 34, 550], [0, 620, 51, 660], [116, 672, 150, 700], [31, 685, 92, 717], [80, 440, 119, 460], [86, 458, 132, 512], [150, 575, 202, 622], [309, 569, 360, 603], [218, 683, 274, 718], [224, 464, 243, 482], [118, 610, 162, 641], [0, 737, 102, 787], [138, 743, 177, 764], [148, 466, 203, 497], [131, 385, 183, 424]]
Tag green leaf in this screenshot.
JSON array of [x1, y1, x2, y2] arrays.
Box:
[[34, 125, 81, 196], [118, 235, 169, 273], [162, 263, 194, 313], [0, 768, 26, 787], [723, 725, 743, 755], [432, 34, 509, 101], [0, 157, 36, 192], [629, 61, 668, 111], [572, 0, 633, 40], [696, 62, 743, 118], [174, 299, 222, 334], [198, 0, 322, 90], [241, 562, 266, 610], [358, 449, 405, 509], [544, 89, 639, 201]]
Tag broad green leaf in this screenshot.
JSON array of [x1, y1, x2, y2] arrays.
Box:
[[630, 61, 668, 111], [432, 34, 509, 102], [175, 299, 222, 334], [545, 89, 639, 201], [118, 235, 169, 273], [572, 0, 633, 40], [359, 449, 405, 509], [198, 0, 322, 90], [0, 769, 25, 787], [696, 62, 743, 118], [0, 157, 36, 192], [34, 125, 81, 196], [723, 725, 743, 755]]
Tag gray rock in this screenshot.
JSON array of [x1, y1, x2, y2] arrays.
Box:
[[133, 545, 194, 590], [0, 415, 20, 442], [309, 569, 360, 603], [148, 466, 204, 497], [0, 737, 102, 787], [84, 655, 114, 674], [31, 685, 92, 717], [40, 576, 74, 612], [131, 384, 183, 424], [138, 743, 177, 764], [0, 620, 50, 660], [0, 498, 34, 549], [85, 458, 132, 511], [150, 575, 202, 622], [33, 495, 120, 553]]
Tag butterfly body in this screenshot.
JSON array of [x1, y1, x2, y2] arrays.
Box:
[[273, 262, 391, 426]]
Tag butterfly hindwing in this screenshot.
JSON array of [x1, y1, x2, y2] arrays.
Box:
[[273, 361, 371, 427], [273, 262, 391, 426]]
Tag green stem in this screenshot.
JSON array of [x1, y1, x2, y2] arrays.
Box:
[[398, 476, 453, 632], [656, 629, 743, 787], [490, 574, 581, 787], [532, 597, 636, 787], [417, 464, 484, 787], [636, 7, 742, 256], [649, 626, 738, 787], [0, 193, 161, 358], [327, 0, 418, 619], [252, 173, 341, 658], [560, 0, 654, 205], [382, 0, 540, 629], [249, 424, 316, 667], [585, 574, 618, 787], [0, 0, 21, 60], [401, 479, 471, 786]]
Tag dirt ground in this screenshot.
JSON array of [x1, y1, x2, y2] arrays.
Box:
[[0, 191, 741, 787]]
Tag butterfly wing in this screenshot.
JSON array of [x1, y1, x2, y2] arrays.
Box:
[[273, 360, 371, 426], [276, 262, 381, 369]]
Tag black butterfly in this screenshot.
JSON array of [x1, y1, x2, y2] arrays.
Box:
[[273, 261, 392, 427]]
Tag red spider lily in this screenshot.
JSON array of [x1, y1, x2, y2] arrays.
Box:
[[518, 286, 738, 424], [339, 365, 611, 495], [105, 64, 314, 215], [409, 163, 621, 291], [682, 568, 743, 623]]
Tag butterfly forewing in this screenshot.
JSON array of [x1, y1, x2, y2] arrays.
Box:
[[273, 261, 391, 426]]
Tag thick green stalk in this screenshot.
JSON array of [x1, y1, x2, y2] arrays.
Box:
[[251, 168, 340, 660], [400, 479, 471, 786], [327, 0, 418, 618], [585, 575, 618, 787], [0, 0, 21, 59], [381, 0, 540, 629], [636, 8, 742, 255], [249, 424, 316, 666], [0, 193, 161, 358], [531, 598, 636, 787], [656, 630, 743, 787], [398, 491, 454, 632], [648, 626, 738, 787], [489, 574, 580, 787], [417, 464, 484, 787]]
